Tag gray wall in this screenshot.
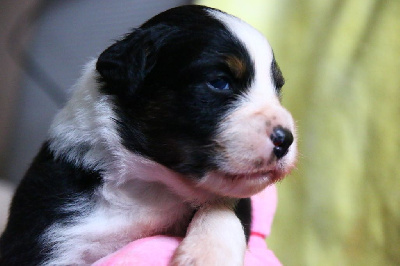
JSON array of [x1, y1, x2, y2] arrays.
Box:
[[1, 0, 190, 184]]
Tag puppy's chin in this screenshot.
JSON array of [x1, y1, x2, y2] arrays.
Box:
[[196, 168, 286, 198]]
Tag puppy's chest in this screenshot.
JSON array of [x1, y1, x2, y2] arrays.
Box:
[[47, 182, 194, 265], [96, 181, 194, 239], [44, 185, 194, 265]]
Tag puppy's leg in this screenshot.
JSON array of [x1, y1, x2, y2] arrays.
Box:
[[170, 201, 246, 266]]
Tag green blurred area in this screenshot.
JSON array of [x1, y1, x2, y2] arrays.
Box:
[[198, 0, 400, 265]]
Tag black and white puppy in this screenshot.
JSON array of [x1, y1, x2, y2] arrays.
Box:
[[0, 5, 297, 266]]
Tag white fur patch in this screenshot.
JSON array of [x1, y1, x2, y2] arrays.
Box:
[[48, 59, 120, 172]]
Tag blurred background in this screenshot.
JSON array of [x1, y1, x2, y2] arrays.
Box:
[[0, 0, 399, 265]]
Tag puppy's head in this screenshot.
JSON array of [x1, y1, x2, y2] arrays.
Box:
[[96, 5, 297, 198]]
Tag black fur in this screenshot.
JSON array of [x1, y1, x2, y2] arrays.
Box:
[[0, 142, 102, 265], [235, 198, 252, 242]]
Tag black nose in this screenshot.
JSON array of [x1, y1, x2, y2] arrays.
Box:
[[270, 126, 294, 159]]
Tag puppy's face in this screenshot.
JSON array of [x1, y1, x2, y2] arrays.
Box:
[[97, 6, 297, 198]]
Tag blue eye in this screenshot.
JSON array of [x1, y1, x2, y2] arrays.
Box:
[[207, 78, 230, 91]]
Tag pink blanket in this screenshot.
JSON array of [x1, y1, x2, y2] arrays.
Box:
[[93, 185, 281, 265]]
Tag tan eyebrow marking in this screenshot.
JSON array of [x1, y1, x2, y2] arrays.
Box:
[[225, 56, 246, 78]]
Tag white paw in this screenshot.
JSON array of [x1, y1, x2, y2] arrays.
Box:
[[170, 236, 244, 266], [170, 202, 246, 266]]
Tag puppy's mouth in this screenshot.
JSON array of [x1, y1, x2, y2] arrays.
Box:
[[224, 169, 278, 181], [197, 167, 284, 198]]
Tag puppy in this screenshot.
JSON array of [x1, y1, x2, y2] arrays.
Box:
[[0, 5, 297, 266]]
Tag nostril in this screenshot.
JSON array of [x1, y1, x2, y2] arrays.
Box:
[[270, 126, 294, 159]]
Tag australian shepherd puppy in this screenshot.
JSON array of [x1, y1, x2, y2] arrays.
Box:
[[0, 5, 297, 266]]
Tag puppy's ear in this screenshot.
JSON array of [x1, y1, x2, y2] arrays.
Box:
[[96, 29, 150, 95]]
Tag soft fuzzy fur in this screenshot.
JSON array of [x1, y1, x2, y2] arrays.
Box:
[[0, 5, 297, 265]]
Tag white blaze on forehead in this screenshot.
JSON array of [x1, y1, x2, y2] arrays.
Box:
[[207, 9, 277, 101]]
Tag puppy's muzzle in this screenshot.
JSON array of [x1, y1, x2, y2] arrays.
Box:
[[270, 126, 294, 159]]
